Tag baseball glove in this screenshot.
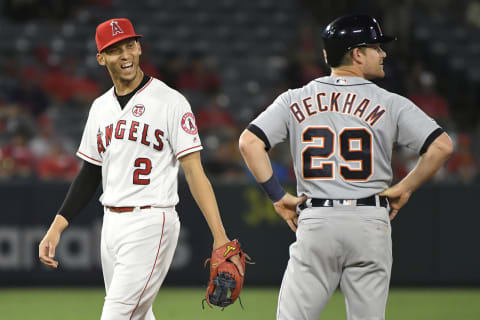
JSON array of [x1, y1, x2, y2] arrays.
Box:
[[203, 239, 250, 308]]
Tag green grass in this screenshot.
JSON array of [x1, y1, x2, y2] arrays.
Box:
[[0, 287, 479, 319]]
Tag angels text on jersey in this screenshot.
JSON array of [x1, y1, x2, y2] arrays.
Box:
[[96, 119, 164, 155]]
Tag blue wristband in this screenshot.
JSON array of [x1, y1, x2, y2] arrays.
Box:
[[260, 175, 286, 202]]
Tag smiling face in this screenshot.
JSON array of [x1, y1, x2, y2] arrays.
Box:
[[96, 38, 142, 90]]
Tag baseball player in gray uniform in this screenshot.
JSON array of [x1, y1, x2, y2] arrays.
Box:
[[239, 15, 453, 320]]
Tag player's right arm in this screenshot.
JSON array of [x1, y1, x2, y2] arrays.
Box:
[[381, 132, 453, 220], [39, 161, 101, 268], [38, 214, 68, 268], [239, 91, 306, 232], [239, 130, 306, 232]]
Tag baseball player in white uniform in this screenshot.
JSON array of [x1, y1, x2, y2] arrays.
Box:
[[239, 15, 453, 320], [38, 18, 243, 320]]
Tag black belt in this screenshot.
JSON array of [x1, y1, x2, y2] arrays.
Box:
[[299, 195, 388, 210]]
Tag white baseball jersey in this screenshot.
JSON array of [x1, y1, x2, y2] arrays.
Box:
[[251, 76, 440, 199], [77, 77, 202, 207]]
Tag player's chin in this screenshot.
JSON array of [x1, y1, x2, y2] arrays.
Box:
[[365, 70, 385, 80], [119, 69, 137, 81], [375, 67, 385, 79]]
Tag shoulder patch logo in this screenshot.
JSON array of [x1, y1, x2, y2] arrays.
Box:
[[110, 20, 124, 36], [181, 112, 198, 135], [132, 104, 145, 117]]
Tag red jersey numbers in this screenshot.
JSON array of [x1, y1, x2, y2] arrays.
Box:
[[181, 113, 198, 135], [133, 158, 152, 185], [302, 126, 373, 181]]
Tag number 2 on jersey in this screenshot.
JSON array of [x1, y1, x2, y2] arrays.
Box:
[[133, 158, 152, 185], [302, 127, 372, 181]]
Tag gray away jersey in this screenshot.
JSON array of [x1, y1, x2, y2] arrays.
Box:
[[250, 76, 441, 199]]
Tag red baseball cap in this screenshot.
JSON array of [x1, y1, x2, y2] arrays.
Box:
[[95, 18, 142, 52]]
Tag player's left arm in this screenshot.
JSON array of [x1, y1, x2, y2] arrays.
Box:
[[179, 151, 244, 275], [381, 132, 453, 220]]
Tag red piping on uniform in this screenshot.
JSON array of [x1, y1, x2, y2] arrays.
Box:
[[77, 151, 102, 164], [176, 145, 202, 158], [129, 212, 165, 320], [111, 76, 152, 100], [137, 77, 153, 94]]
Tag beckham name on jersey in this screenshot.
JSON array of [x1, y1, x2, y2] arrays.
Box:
[[289, 91, 386, 127], [96, 119, 164, 155]]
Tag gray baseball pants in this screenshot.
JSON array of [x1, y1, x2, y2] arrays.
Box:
[[277, 201, 392, 320]]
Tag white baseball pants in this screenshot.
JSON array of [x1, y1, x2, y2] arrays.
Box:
[[100, 206, 180, 320]]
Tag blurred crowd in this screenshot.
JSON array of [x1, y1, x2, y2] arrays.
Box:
[[1, 0, 479, 185]]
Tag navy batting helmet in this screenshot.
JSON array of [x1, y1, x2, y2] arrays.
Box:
[[322, 14, 396, 67]]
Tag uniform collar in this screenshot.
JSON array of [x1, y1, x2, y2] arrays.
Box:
[[314, 76, 373, 86], [114, 74, 151, 110]]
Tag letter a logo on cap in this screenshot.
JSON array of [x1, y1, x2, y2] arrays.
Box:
[[110, 20, 124, 36], [96, 18, 142, 52]]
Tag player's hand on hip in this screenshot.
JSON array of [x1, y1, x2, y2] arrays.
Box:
[[39, 230, 61, 268], [380, 183, 412, 221], [273, 193, 308, 232]]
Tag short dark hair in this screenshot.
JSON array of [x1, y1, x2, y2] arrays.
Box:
[[337, 46, 367, 67]]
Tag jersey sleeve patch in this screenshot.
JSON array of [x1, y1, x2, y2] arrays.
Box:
[[181, 112, 198, 135], [76, 151, 102, 166]]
